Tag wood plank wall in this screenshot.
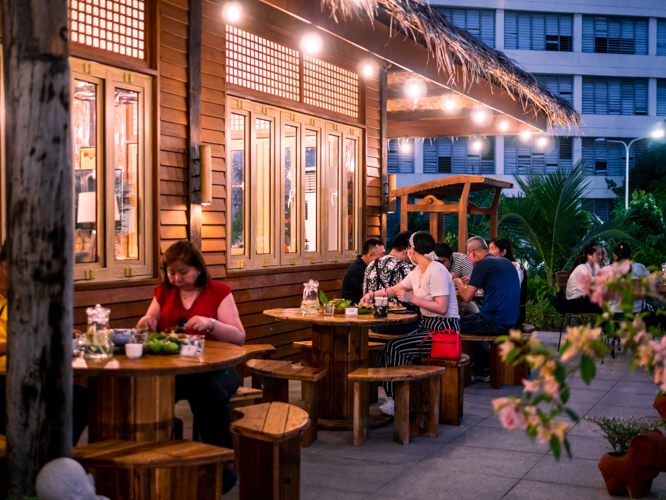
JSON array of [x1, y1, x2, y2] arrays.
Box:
[[72, 0, 384, 361]]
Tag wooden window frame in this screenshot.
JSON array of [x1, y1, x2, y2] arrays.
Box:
[[72, 58, 154, 283]]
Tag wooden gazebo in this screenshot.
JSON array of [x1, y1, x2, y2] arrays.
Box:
[[390, 175, 513, 253]]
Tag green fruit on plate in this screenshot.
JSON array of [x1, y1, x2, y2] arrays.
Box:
[[163, 342, 180, 355], [152, 340, 165, 354], [142, 340, 155, 353]]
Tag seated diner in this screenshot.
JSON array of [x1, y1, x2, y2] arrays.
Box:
[[435, 242, 478, 316], [341, 238, 385, 304], [566, 241, 603, 314], [489, 237, 527, 328]]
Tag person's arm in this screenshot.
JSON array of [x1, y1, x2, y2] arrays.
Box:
[[453, 278, 477, 302], [397, 291, 449, 315], [185, 294, 246, 345], [136, 298, 160, 330], [360, 282, 408, 304]]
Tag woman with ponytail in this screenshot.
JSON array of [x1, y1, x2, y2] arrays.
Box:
[[360, 231, 459, 416], [566, 241, 603, 314]]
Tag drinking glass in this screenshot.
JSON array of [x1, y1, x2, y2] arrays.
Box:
[[323, 303, 335, 317], [188, 334, 205, 355]]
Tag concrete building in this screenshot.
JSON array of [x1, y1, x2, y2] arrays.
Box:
[[390, 0, 666, 226]]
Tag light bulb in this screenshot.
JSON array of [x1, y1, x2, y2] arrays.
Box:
[[404, 79, 426, 99], [472, 109, 486, 123], [399, 142, 411, 153], [499, 120, 509, 131], [537, 137, 547, 147], [444, 98, 456, 111], [521, 131, 532, 141], [651, 129, 665, 139], [472, 139, 483, 151], [362, 63, 373, 77], [223, 2, 242, 23], [301, 33, 323, 55]]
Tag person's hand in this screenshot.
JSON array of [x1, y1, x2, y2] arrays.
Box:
[[453, 278, 463, 288], [450, 272, 457, 279], [395, 290, 412, 303], [137, 315, 157, 331], [461, 277, 470, 285], [185, 315, 214, 332], [361, 292, 374, 304]]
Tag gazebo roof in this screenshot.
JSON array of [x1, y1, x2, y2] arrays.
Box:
[[390, 175, 513, 199]]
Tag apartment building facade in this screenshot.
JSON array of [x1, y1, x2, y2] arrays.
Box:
[[390, 0, 666, 223]]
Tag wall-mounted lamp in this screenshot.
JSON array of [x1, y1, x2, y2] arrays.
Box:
[[200, 144, 213, 206]]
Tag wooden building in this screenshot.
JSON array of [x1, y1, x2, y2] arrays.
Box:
[[32, 0, 578, 360]]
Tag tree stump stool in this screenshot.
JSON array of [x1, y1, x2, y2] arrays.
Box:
[[421, 354, 470, 426], [230, 402, 309, 500], [461, 334, 531, 389], [74, 439, 233, 500]]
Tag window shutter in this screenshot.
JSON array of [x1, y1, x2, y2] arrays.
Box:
[[559, 76, 573, 104], [517, 12, 531, 50], [560, 15, 573, 51], [504, 11, 517, 49], [559, 137, 573, 172], [582, 77, 595, 114], [437, 137, 453, 174], [436, 7, 451, 20], [595, 16, 608, 53], [632, 139, 647, 167], [657, 80, 666, 116], [658, 19, 666, 56], [608, 17, 622, 54], [517, 140, 531, 173], [504, 136, 517, 174], [634, 79, 647, 115], [452, 138, 468, 174], [423, 139, 438, 173], [398, 142, 414, 173], [466, 10, 480, 39], [545, 14, 559, 51], [582, 199, 594, 214], [594, 78, 608, 114], [582, 16, 595, 52], [481, 137, 495, 175], [387, 139, 399, 173], [532, 13, 545, 51], [608, 78, 621, 115], [480, 10, 495, 47], [608, 142, 622, 176], [452, 9, 466, 30], [634, 18, 647, 55], [581, 138, 595, 174]]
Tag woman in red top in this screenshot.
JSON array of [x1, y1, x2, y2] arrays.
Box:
[[137, 240, 245, 492]]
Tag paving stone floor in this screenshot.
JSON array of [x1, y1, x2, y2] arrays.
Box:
[[188, 331, 666, 499]]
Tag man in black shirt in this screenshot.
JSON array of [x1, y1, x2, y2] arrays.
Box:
[[341, 238, 385, 304]]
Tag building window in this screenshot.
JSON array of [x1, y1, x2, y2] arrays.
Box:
[[228, 97, 360, 270], [387, 140, 414, 173], [72, 58, 153, 282], [504, 136, 572, 174], [533, 74, 573, 105], [658, 19, 666, 56], [582, 77, 648, 115], [423, 137, 495, 175], [658, 80, 666, 116], [582, 16, 648, 55], [581, 137, 648, 176], [70, 0, 146, 59], [582, 199, 613, 222], [434, 7, 495, 47], [504, 12, 572, 51]]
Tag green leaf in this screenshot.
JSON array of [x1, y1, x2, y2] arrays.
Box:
[[550, 435, 562, 460], [565, 408, 580, 422], [527, 426, 537, 440], [561, 387, 570, 404], [504, 348, 522, 366], [580, 355, 596, 385], [319, 290, 329, 304], [554, 363, 566, 385], [564, 438, 573, 459]]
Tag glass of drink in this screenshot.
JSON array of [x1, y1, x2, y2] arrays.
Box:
[[323, 303, 335, 317], [188, 334, 205, 355]]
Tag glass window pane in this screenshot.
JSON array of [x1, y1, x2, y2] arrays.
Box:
[[304, 130, 318, 253], [284, 125, 298, 254], [344, 137, 357, 251], [73, 79, 99, 264], [328, 135, 339, 252], [114, 88, 140, 261], [256, 118, 273, 255], [230, 113, 246, 255]]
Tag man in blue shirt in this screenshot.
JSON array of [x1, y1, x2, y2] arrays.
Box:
[[453, 236, 520, 381]]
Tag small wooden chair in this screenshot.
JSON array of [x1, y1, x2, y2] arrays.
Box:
[[74, 440, 233, 500], [230, 402, 309, 500], [348, 365, 445, 446], [421, 354, 470, 426], [246, 359, 326, 447]]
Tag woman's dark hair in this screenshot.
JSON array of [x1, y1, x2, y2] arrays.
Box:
[[434, 242, 453, 260], [613, 242, 632, 261], [162, 240, 210, 288], [569, 241, 598, 275], [489, 237, 516, 262], [411, 231, 435, 256]]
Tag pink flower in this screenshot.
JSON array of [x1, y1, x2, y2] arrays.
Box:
[[617, 259, 632, 276], [497, 405, 527, 430], [579, 271, 593, 297], [543, 379, 561, 402], [499, 340, 515, 362], [522, 379, 541, 393]]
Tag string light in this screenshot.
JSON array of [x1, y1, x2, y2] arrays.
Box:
[[472, 138, 483, 151], [362, 63, 373, 77], [398, 137, 411, 153], [499, 120, 509, 131], [222, 2, 242, 23], [301, 32, 323, 55], [444, 98, 457, 112], [472, 109, 487, 124], [404, 79, 426, 99], [520, 130, 532, 141], [537, 137, 548, 147], [652, 129, 665, 139]]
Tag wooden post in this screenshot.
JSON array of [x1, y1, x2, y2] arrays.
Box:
[[188, 0, 203, 248], [437, 213, 445, 242], [489, 188, 501, 240], [400, 196, 408, 232], [379, 66, 388, 244], [457, 182, 471, 253], [2, 0, 73, 494]]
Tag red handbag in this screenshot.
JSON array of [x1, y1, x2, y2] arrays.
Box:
[[419, 329, 462, 364]]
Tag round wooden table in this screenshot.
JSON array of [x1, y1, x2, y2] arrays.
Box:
[[72, 340, 246, 443], [263, 308, 418, 426]]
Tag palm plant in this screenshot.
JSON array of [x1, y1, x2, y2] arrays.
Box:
[[499, 161, 634, 286]]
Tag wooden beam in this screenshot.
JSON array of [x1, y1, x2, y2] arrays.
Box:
[[188, 0, 203, 248], [2, 0, 73, 494], [387, 108, 500, 121], [380, 67, 388, 244], [387, 116, 531, 139], [387, 86, 456, 100], [458, 183, 471, 253]]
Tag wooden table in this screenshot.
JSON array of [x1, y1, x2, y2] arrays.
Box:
[[71, 340, 246, 443], [263, 308, 418, 427]]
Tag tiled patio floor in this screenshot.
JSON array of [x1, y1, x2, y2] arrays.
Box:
[[202, 331, 666, 499]]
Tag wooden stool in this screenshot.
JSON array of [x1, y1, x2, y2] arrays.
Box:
[[293, 340, 385, 402], [246, 359, 326, 447], [461, 334, 531, 389], [421, 354, 470, 426], [229, 386, 263, 410], [74, 440, 233, 500], [348, 365, 445, 446], [231, 402, 309, 500], [368, 331, 402, 342], [237, 344, 276, 381], [521, 324, 536, 334]]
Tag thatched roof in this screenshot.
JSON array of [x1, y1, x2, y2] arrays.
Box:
[[321, 0, 581, 130]]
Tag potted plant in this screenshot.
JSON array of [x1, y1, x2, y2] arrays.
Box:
[[586, 416, 666, 498], [654, 392, 666, 419]]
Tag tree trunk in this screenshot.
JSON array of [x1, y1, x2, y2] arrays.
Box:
[[2, 0, 73, 495]]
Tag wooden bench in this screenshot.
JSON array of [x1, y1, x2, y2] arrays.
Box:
[[421, 354, 470, 426], [246, 359, 326, 447], [461, 333, 531, 390], [74, 439, 234, 500], [231, 402, 309, 500], [348, 366, 446, 446]]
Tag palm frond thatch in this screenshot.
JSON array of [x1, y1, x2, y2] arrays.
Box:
[[320, 0, 581, 130]]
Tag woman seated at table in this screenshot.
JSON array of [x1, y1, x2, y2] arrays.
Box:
[[137, 240, 245, 490], [613, 242, 653, 316], [360, 231, 459, 416], [489, 237, 527, 328], [566, 241, 603, 314]]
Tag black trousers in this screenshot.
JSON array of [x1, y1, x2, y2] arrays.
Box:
[[567, 296, 603, 315], [175, 367, 240, 449]]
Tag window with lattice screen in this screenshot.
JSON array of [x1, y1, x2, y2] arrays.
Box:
[[70, 0, 145, 59], [303, 56, 359, 118]]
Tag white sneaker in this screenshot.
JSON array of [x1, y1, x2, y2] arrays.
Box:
[[379, 397, 394, 416]]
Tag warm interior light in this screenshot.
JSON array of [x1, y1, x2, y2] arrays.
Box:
[[404, 79, 426, 99], [472, 139, 483, 151], [301, 33, 323, 55], [652, 129, 665, 139], [444, 98, 457, 111], [499, 120, 509, 131], [362, 63, 373, 77], [223, 2, 242, 23], [521, 131, 532, 141], [472, 109, 487, 123], [537, 137, 548, 147], [399, 141, 411, 153]]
